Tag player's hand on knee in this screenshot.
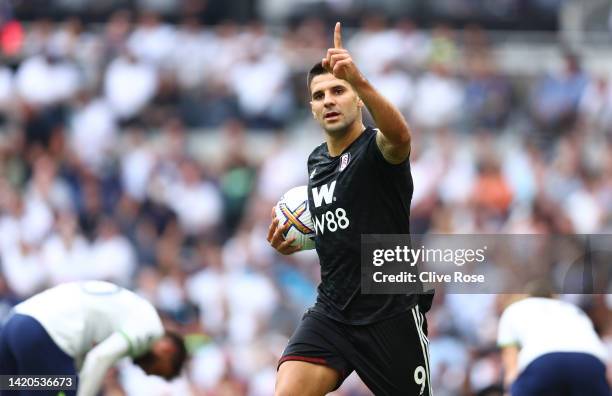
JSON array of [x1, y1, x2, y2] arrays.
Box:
[[322, 22, 362, 85], [267, 208, 302, 255]]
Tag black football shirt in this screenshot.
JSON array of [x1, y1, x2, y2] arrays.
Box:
[[307, 126, 419, 324]]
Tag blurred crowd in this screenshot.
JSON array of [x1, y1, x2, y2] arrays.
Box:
[[0, 11, 611, 396]]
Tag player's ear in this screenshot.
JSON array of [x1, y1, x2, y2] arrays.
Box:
[[357, 98, 364, 108]]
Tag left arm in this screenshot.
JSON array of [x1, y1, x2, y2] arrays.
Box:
[[77, 333, 129, 396], [323, 22, 412, 164], [501, 345, 519, 392], [497, 304, 520, 395]]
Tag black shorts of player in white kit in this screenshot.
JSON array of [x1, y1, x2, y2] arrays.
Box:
[[279, 127, 434, 395]]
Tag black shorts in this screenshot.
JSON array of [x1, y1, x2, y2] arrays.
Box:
[[278, 305, 432, 396]]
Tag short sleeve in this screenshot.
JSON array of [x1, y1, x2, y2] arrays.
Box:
[[121, 322, 163, 357], [497, 305, 520, 348], [364, 128, 410, 169], [120, 304, 164, 357]]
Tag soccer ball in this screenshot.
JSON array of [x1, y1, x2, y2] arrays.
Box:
[[275, 185, 316, 250]]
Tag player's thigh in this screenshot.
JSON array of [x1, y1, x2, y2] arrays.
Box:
[[565, 353, 610, 396], [278, 310, 354, 391], [510, 354, 567, 396], [352, 306, 433, 395], [9, 314, 76, 376], [0, 320, 18, 374], [276, 360, 341, 396], [0, 316, 76, 396]]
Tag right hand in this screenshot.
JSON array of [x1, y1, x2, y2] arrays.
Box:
[[321, 22, 362, 85], [267, 206, 302, 255]]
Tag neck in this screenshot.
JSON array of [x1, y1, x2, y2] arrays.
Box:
[[325, 120, 365, 157]]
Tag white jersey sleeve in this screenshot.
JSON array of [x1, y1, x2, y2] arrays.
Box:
[[497, 303, 520, 348], [77, 332, 129, 396], [118, 301, 164, 358]]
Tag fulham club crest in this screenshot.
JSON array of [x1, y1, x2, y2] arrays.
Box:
[[339, 152, 351, 172]]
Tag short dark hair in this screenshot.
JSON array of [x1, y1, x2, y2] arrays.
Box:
[[526, 279, 554, 298], [165, 331, 188, 379], [306, 61, 329, 93]]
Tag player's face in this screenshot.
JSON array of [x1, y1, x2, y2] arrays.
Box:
[[133, 338, 176, 379], [310, 73, 363, 134], [141, 357, 173, 379]]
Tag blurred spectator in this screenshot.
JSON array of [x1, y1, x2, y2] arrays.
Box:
[[428, 24, 459, 69], [227, 27, 292, 129], [163, 159, 223, 236], [564, 170, 605, 233], [127, 11, 176, 68], [224, 266, 278, 343], [120, 128, 156, 202], [579, 75, 612, 135], [15, 48, 80, 107], [411, 62, 463, 131], [43, 211, 90, 284], [471, 157, 514, 221], [218, 120, 257, 236], [463, 53, 512, 129], [347, 15, 405, 76], [529, 53, 588, 136], [186, 242, 230, 337], [0, 236, 47, 298], [189, 342, 228, 392], [69, 91, 118, 172], [0, 186, 50, 296], [25, 153, 72, 211], [0, 66, 14, 121], [172, 17, 211, 91], [280, 17, 327, 72], [101, 10, 133, 65], [394, 18, 430, 70], [104, 48, 157, 121], [369, 61, 414, 116], [47, 18, 84, 61], [89, 217, 136, 286], [0, 183, 53, 249], [76, 175, 104, 238], [256, 135, 308, 202], [20, 19, 53, 57]]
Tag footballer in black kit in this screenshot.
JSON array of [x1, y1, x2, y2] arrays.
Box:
[[269, 22, 433, 396], [306, 126, 420, 323]]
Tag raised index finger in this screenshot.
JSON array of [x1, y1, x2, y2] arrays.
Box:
[[334, 21, 343, 49]]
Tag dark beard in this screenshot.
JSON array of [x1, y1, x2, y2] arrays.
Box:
[[133, 351, 156, 369]]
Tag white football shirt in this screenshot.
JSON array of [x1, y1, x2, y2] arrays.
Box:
[[498, 297, 608, 371], [14, 281, 164, 367]]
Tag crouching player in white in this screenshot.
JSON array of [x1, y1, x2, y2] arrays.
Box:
[[0, 281, 187, 396], [498, 288, 610, 396]]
